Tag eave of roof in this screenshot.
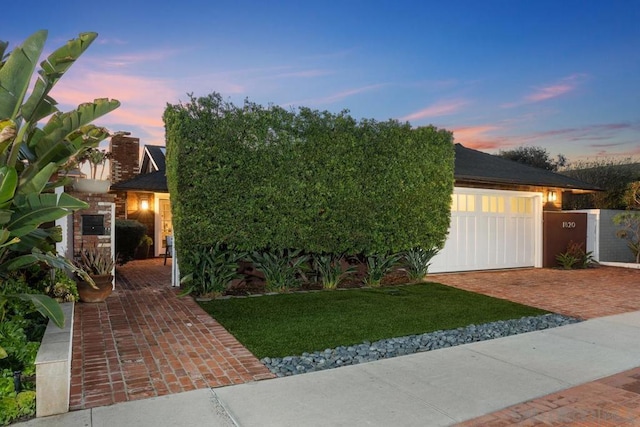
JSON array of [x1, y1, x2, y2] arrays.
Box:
[[454, 144, 601, 191], [110, 170, 168, 192]]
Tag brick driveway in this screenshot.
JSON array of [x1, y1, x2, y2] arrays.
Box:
[[431, 265, 640, 426], [430, 266, 640, 319]]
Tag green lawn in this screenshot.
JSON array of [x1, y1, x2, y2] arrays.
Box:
[[198, 282, 548, 358]]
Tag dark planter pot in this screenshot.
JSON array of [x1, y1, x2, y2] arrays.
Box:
[[77, 274, 114, 303], [134, 243, 151, 259]]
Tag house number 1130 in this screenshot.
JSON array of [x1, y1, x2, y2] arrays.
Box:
[[562, 221, 576, 229]]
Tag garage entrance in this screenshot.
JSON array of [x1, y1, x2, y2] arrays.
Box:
[[430, 188, 542, 273]]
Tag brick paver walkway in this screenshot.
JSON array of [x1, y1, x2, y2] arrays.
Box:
[[69, 260, 640, 424], [430, 266, 640, 319], [69, 258, 274, 410], [456, 367, 640, 426], [433, 265, 640, 426]]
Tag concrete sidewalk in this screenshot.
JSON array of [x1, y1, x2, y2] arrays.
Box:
[[19, 310, 640, 426]]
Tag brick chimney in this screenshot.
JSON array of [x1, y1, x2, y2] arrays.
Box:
[[110, 133, 140, 184], [110, 133, 140, 218]]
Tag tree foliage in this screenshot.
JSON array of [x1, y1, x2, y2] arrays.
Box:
[[498, 146, 566, 171], [562, 159, 640, 209], [164, 93, 455, 274]]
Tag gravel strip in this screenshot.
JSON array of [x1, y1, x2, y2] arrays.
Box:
[[261, 313, 580, 377]]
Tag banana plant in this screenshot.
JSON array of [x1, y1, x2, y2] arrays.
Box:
[[0, 30, 120, 333]]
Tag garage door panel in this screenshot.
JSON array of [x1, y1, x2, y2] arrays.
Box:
[[430, 189, 538, 273]]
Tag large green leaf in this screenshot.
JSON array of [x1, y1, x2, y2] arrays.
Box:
[[0, 30, 46, 119], [8, 192, 88, 237], [16, 162, 56, 195], [2, 249, 94, 284], [22, 32, 97, 124], [0, 166, 17, 206], [11, 226, 59, 252], [0, 210, 12, 225], [41, 99, 120, 147], [17, 293, 64, 328]]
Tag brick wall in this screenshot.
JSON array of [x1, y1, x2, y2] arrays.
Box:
[[69, 191, 116, 258], [110, 134, 140, 218]]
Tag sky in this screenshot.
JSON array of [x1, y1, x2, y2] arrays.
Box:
[[4, 0, 640, 163]]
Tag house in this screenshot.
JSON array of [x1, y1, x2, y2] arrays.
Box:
[[109, 135, 171, 257], [108, 136, 598, 271], [428, 144, 599, 273]]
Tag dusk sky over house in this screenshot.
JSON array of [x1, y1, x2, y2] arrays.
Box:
[[4, 0, 640, 162]]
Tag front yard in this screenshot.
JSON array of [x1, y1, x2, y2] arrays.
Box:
[[198, 282, 548, 358]]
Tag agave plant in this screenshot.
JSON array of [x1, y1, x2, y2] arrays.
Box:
[[251, 249, 309, 292], [364, 252, 402, 287], [311, 253, 356, 290], [402, 246, 439, 281], [0, 30, 119, 333]]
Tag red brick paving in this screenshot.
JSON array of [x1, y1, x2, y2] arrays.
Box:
[[70, 258, 274, 410], [456, 367, 640, 426], [430, 266, 640, 319], [70, 260, 640, 425], [431, 266, 640, 426]]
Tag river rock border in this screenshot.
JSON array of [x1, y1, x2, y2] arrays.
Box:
[[261, 313, 580, 377]]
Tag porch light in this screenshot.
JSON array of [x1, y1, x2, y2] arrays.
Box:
[[547, 190, 557, 202], [139, 195, 150, 211]]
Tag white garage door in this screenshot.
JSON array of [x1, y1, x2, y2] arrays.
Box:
[[430, 188, 541, 273]]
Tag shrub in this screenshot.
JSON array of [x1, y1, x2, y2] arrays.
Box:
[[250, 249, 309, 292], [364, 253, 402, 287], [165, 93, 454, 273], [180, 244, 246, 297], [38, 269, 79, 303], [310, 254, 356, 290], [115, 219, 147, 264], [555, 241, 593, 269], [402, 247, 439, 281]]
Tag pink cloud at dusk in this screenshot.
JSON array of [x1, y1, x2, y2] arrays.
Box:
[[502, 74, 588, 108], [400, 99, 469, 122], [451, 125, 507, 150], [49, 69, 178, 145]]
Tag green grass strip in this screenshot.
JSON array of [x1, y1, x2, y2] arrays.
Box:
[[199, 282, 548, 358]]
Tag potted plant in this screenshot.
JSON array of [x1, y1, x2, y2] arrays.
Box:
[[74, 247, 116, 302], [135, 235, 153, 259], [73, 147, 112, 193]]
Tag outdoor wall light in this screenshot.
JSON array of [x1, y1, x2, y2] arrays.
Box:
[[139, 195, 150, 211], [547, 190, 557, 203]]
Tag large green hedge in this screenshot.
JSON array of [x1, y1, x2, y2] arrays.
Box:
[[164, 93, 454, 269]]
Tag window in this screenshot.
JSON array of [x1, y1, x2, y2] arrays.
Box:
[[451, 194, 476, 212], [481, 196, 505, 213], [510, 197, 532, 214]]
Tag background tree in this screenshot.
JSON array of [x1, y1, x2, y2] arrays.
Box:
[[562, 159, 640, 209], [498, 146, 567, 171]]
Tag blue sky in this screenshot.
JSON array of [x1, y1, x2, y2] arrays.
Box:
[[4, 0, 640, 162]]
